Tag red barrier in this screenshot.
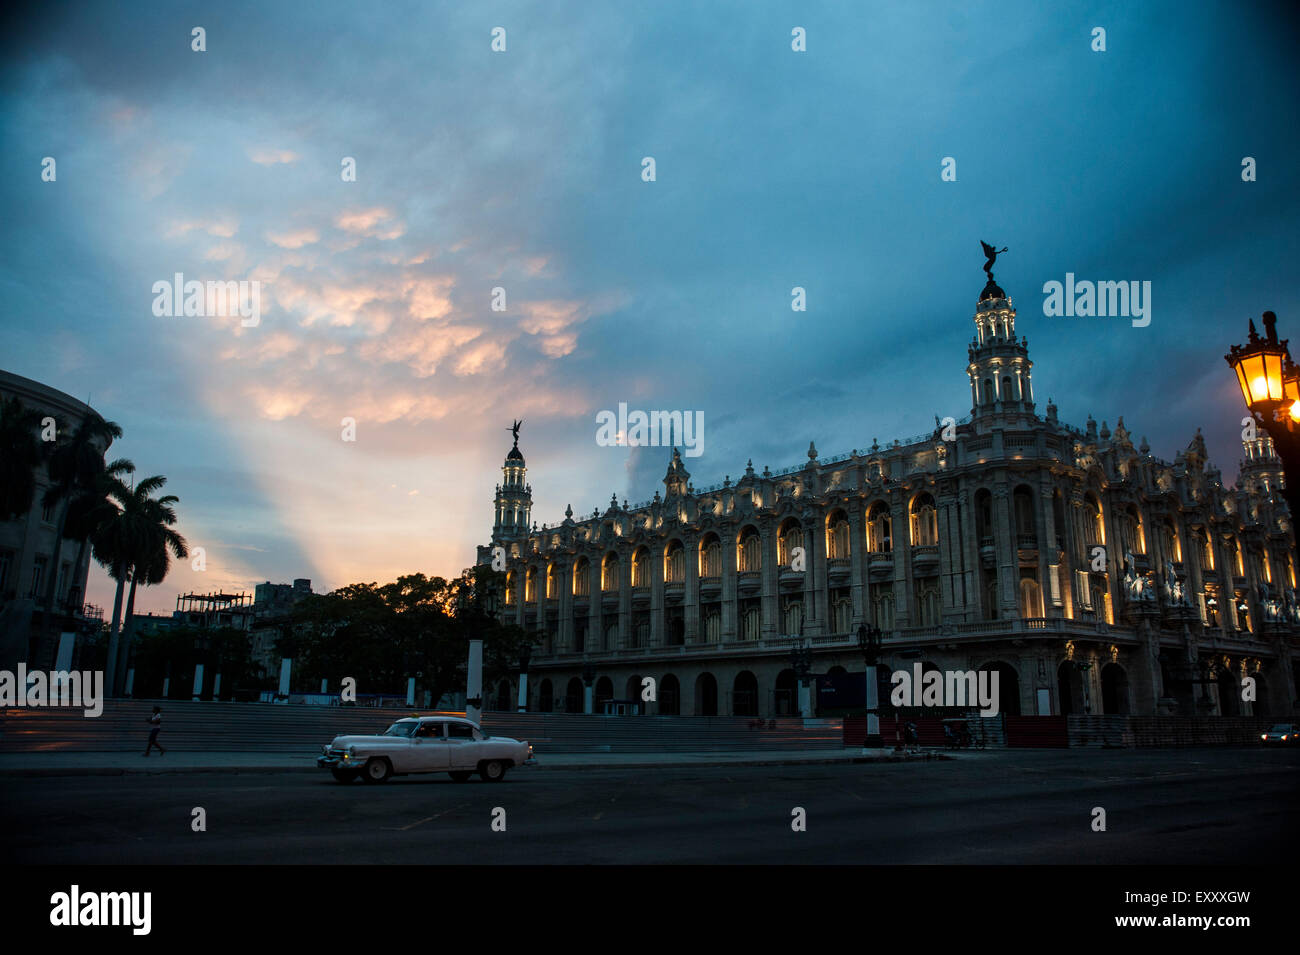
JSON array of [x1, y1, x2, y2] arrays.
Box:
[[1004, 715, 1068, 748]]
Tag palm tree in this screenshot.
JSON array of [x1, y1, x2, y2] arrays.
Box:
[[39, 411, 122, 647], [110, 476, 187, 695], [85, 467, 142, 687], [63, 458, 135, 608], [0, 395, 48, 523]]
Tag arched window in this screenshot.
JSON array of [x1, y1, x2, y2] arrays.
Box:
[[703, 609, 721, 643], [778, 521, 803, 566], [572, 557, 590, 596], [867, 502, 892, 553], [1120, 505, 1143, 555], [664, 540, 685, 583], [916, 586, 940, 627], [983, 378, 994, 404], [1224, 536, 1242, 576], [1084, 496, 1105, 550], [975, 489, 994, 544], [1019, 578, 1043, 618], [603, 621, 619, 649], [525, 567, 537, 603], [827, 512, 850, 559], [876, 591, 895, 630], [505, 570, 517, 606], [1013, 486, 1036, 547], [601, 553, 619, 592], [632, 548, 650, 588], [782, 600, 803, 635], [739, 528, 762, 573], [1159, 520, 1181, 563], [699, 535, 722, 578], [910, 494, 938, 547], [634, 617, 650, 648], [741, 605, 761, 640], [546, 563, 558, 599], [832, 597, 852, 633]]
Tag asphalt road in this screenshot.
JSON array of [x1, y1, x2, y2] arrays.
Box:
[[4, 748, 1298, 864]]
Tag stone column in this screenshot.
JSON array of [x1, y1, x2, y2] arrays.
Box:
[[721, 529, 738, 641]]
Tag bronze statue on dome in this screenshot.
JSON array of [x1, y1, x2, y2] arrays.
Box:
[[980, 240, 1008, 277]]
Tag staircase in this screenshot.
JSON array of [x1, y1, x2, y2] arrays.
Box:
[[0, 701, 844, 754]]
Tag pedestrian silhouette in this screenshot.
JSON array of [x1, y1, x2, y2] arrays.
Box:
[[143, 706, 166, 756]]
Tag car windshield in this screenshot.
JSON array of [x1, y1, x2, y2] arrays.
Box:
[[383, 722, 417, 738], [1269, 724, 1292, 732]]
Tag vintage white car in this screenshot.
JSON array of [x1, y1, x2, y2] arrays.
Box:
[[317, 714, 533, 783]]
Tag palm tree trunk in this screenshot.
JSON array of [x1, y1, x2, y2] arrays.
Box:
[[116, 575, 138, 697], [104, 567, 126, 696], [38, 498, 71, 664]]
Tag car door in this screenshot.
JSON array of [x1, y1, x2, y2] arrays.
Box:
[[410, 720, 451, 772], [445, 721, 479, 770]]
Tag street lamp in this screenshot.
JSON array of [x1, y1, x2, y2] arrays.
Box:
[[581, 657, 596, 715], [857, 622, 883, 748], [1226, 317, 1287, 413], [517, 640, 533, 712], [1226, 311, 1300, 550], [789, 637, 812, 717]]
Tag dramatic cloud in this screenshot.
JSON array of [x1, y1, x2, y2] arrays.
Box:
[[0, 0, 1296, 615]]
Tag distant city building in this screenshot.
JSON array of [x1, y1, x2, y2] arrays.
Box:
[[249, 578, 314, 680], [479, 275, 1300, 719], [0, 369, 111, 671], [172, 591, 254, 631]]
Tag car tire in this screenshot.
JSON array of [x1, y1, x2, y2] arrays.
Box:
[[331, 769, 358, 783], [361, 758, 392, 783], [479, 760, 507, 782], [449, 771, 474, 782]]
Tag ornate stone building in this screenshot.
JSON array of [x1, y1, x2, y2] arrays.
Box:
[[477, 275, 1300, 720]]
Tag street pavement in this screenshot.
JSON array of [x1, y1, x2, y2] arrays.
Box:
[[0, 746, 928, 776], [2, 747, 1296, 864]]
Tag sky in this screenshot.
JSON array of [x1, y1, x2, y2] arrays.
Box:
[[1, 0, 1297, 616]]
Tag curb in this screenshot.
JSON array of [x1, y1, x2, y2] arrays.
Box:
[[0, 750, 953, 777]]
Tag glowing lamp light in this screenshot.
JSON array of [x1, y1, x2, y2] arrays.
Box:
[[1226, 316, 1288, 414], [1284, 361, 1300, 423]]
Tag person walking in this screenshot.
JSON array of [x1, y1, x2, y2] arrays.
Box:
[[143, 705, 166, 756]]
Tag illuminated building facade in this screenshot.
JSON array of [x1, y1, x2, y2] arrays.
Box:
[[478, 276, 1300, 719]]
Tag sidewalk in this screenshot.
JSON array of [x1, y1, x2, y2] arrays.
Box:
[[0, 747, 953, 777]]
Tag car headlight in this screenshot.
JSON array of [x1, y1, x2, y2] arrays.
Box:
[[1262, 734, 1268, 740]]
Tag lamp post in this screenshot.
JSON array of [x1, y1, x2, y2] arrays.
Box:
[[517, 640, 533, 712], [581, 657, 596, 715], [789, 637, 812, 717], [858, 622, 883, 749], [1225, 311, 1300, 555]]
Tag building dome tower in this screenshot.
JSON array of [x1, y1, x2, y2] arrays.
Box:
[[492, 420, 532, 543], [967, 245, 1034, 420]]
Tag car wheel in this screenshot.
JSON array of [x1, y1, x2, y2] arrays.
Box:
[[449, 771, 474, 782], [361, 758, 392, 783], [479, 760, 507, 782], [331, 769, 358, 783]]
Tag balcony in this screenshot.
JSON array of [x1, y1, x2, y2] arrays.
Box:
[[868, 551, 893, 577], [737, 571, 761, 594], [827, 557, 851, 583], [699, 575, 722, 598], [912, 544, 939, 572], [778, 566, 804, 589]]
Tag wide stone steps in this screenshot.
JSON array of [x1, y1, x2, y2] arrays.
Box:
[[0, 701, 844, 754]]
